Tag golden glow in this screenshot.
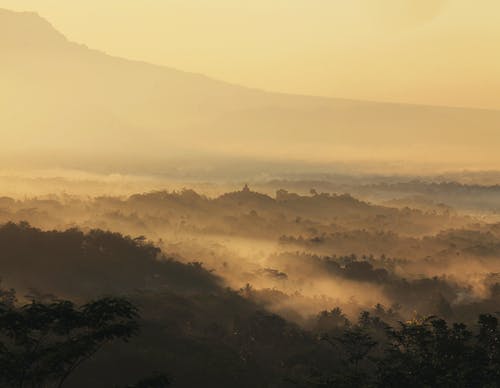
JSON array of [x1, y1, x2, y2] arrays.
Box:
[[0, 0, 499, 109]]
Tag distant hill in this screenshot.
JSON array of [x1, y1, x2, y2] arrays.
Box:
[[2, 8, 500, 169]]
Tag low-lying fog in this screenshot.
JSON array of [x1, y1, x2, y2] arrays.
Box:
[[3, 167, 500, 325]]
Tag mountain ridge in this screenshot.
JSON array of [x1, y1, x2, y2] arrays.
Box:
[[2, 7, 500, 168], [3, 7, 498, 113]]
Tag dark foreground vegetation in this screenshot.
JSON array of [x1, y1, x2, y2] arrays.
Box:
[[0, 222, 499, 387], [2, 287, 500, 387]]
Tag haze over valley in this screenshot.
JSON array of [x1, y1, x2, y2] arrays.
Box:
[[1, 3, 500, 387]]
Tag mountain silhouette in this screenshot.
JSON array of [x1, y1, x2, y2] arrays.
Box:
[[2, 8, 500, 168]]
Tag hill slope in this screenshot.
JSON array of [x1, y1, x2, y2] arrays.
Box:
[[2, 8, 500, 168]]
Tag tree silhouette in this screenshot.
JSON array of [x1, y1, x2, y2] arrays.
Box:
[[321, 324, 377, 387], [0, 294, 139, 388], [375, 316, 494, 387]]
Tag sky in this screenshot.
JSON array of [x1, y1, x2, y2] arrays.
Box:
[[0, 0, 499, 109]]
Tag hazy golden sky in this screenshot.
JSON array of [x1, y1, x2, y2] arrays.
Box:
[[1, 0, 499, 109]]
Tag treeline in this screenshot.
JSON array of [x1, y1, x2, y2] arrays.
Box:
[[0, 221, 220, 297], [0, 186, 468, 239], [260, 178, 500, 213], [305, 308, 500, 387], [2, 286, 500, 387]]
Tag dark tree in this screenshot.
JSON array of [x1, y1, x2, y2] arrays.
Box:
[[0, 294, 139, 388], [321, 324, 377, 388], [376, 316, 485, 387]]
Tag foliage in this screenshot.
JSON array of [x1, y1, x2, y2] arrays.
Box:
[[0, 294, 139, 388]]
